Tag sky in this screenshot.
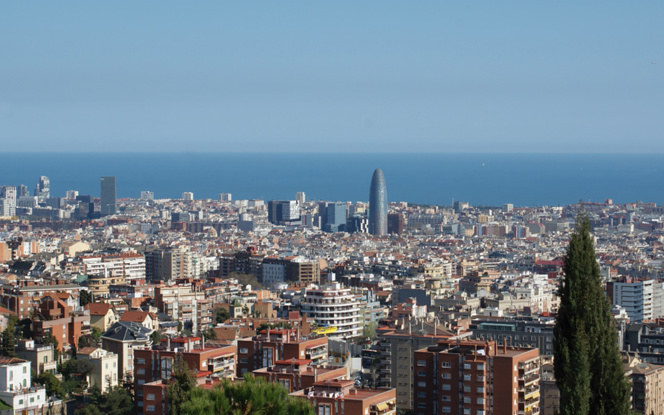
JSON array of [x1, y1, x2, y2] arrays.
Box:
[[1, 2, 663, 153]]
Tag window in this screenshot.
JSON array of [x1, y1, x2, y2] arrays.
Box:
[[418, 370, 426, 377], [441, 372, 451, 379], [137, 369, 145, 375], [240, 348, 248, 354], [441, 362, 451, 368], [442, 384, 451, 391], [442, 395, 451, 402], [18, 400, 23, 405], [240, 358, 248, 364], [417, 403, 426, 408], [417, 381, 426, 387], [417, 392, 426, 398], [417, 360, 427, 367], [147, 394, 156, 401], [146, 405, 156, 412], [442, 407, 451, 413], [137, 358, 146, 365], [23, 367, 27, 373]]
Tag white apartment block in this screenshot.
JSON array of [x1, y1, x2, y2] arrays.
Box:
[[81, 252, 146, 281], [301, 283, 362, 340], [0, 358, 48, 415], [610, 278, 662, 323]]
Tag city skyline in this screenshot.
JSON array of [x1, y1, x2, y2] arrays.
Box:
[[1, 2, 662, 153]]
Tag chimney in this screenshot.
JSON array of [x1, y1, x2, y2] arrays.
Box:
[[503, 340, 507, 354], [349, 388, 357, 395], [202, 335, 205, 350], [167, 337, 171, 350]]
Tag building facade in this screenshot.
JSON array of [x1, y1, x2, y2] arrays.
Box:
[[369, 168, 387, 236]]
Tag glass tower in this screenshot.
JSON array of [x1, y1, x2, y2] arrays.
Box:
[[369, 168, 387, 235], [100, 176, 117, 216]]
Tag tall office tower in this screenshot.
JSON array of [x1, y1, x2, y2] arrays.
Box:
[[219, 193, 232, 202], [369, 168, 387, 236], [140, 191, 154, 201], [267, 200, 300, 225], [319, 202, 347, 233], [100, 176, 117, 216], [295, 192, 306, 206], [17, 184, 28, 198], [34, 176, 50, 202], [182, 192, 194, 201]]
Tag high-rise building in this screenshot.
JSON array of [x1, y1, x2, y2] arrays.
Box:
[[17, 184, 28, 198], [34, 176, 50, 202], [295, 191, 306, 205], [267, 200, 300, 225], [300, 283, 362, 340], [219, 193, 232, 202], [182, 192, 194, 201], [319, 202, 347, 233], [140, 191, 154, 201], [0, 186, 17, 216], [413, 339, 540, 415], [387, 213, 405, 235], [65, 190, 79, 200], [100, 176, 117, 216], [369, 168, 387, 236]]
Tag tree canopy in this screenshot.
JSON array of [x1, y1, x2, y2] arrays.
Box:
[[553, 214, 630, 415]]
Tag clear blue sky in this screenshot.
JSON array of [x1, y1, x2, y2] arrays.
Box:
[[1, 2, 662, 153]]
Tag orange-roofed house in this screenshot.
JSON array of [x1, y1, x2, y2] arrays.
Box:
[[86, 303, 117, 331], [120, 310, 158, 331]]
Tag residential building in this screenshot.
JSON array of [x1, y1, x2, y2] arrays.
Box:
[[301, 283, 362, 340], [253, 359, 347, 393], [86, 303, 118, 332], [101, 321, 152, 382], [607, 277, 661, 323], [413, 339, 540, 415], [15, 340, 57, 376], [290, 378, 397, 415], [77, 347, 119, 393], [0, 358, 48, 415], [236, 329, 328, 375]]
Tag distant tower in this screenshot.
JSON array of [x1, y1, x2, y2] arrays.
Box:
[[100, 176, 117, 216], [34, 176, 50, 202], [295, 192, 306, 206], [369, 168, 387, 236]]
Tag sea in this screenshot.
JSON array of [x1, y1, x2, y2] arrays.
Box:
[[0, 153, 661, 207]]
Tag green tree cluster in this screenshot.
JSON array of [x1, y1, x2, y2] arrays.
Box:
[[553, 214, 631, 415], [73, 386, 133, 415], [167, 358, 313, 415], [215, 307, 231, 324]]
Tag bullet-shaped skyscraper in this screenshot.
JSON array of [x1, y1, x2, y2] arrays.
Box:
[[369, 168, 387, 235]]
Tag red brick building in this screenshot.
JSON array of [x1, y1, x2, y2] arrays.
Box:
[[237, 329, 328, 375], [290, 379, 397, 415], [253, 359, 347, 393], [413, 339, 540, 415]]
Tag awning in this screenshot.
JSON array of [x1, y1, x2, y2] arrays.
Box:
[[375, 403, 389, 412]]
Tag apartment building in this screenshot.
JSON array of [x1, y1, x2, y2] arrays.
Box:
[[301, 283, 362, 340], [237, 329, 328, 375], [0, 358, 48, 415], [252, 358, 347, 393], [153, 284, 212, 334], [290, 379, 397, 415], [77, 347, 120, 393], [413, 339, 540, 415], [607, 276, 664, 323], [134, 339, 236, 413], [81, 252, 146, 282]]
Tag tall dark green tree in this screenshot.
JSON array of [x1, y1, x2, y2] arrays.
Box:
[[554, 214, 630, 415], [1, 315, 18, 357]]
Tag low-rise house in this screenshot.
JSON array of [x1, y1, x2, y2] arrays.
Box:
[[77, 347, 120, 393]]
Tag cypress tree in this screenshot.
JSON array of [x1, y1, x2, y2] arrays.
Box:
[[554, 214, 630, 415]]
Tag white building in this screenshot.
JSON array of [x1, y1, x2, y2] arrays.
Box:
[[81, 252, 146, 281], [140, 191, 154, 201], [182, 192, 194, 201], [77, 347, 119, 393], [301, 283, 362, 340], [0, 357, 48, 415], [295, 192, 306, 206], [610, 277, 659, 323], [219, 193, 232, 202]]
